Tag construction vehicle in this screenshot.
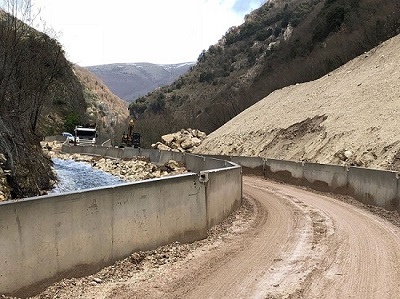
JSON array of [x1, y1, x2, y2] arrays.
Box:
[[74, 123, 97, 145], [121, 118, 141, 148]]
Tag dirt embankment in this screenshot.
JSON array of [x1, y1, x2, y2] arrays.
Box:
[[195, 34, 400, 171]]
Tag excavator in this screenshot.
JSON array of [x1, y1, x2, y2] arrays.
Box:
[[121, 118, 141, 148]]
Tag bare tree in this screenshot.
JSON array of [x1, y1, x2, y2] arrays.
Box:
[[0, 0, 70, 197]]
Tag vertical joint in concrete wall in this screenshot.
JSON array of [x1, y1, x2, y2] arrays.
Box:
[[199, 171, 209, 184], [263, 158, 267, 176]]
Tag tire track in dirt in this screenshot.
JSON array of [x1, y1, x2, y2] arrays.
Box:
[[163, 176, 400, 298], [132, 176, 335, 299]]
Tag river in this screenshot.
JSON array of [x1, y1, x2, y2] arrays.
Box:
[[50, 158, 125, 193]]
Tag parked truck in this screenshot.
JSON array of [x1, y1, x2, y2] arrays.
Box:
[[74, 124, 97, 145]]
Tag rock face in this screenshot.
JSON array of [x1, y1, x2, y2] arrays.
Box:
[[152, 129, 207, 152], [0, 153, 10, 201]]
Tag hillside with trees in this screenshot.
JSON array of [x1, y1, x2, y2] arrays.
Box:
[[0, 4, 128, 200], [129, 0, 400, 147], [0, 5, 87, 199], [73, 66, 129, 144], [86, 62, 195, 102]]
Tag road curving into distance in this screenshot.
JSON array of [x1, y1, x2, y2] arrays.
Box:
[[26, 175, 400, 298], [163, 175, 400, 298]]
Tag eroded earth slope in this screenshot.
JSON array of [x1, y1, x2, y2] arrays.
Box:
[[195, 34, 400, 170]]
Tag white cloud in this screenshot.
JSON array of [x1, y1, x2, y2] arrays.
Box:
[[32, 0, 261, 66]]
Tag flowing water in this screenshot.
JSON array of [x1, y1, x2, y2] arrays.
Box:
[[50, 158, 125, 193]]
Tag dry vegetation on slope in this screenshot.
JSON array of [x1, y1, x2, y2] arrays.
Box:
[[195, 34, 400, 171], [0, 6, 129, 199], [73, 66, 129, 143], [129, 0, 400, 147]]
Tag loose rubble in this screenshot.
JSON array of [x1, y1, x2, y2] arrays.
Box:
[[60, 154, 187, 181], [42, 142, 187, 185], [152, 128, 207, 152]]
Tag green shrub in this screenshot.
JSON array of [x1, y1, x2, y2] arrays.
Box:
[[64, 112, 81, 132]]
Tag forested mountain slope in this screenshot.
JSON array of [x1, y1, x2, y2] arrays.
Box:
[[129, 0, 400, 147]]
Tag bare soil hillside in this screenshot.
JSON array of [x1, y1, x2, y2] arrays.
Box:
[[195, 34, 400, 171]]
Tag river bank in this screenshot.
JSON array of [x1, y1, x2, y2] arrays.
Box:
[[42, 141, 187, 184]]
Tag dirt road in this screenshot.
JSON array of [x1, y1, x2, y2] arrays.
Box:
[[27, 176, 400, 298]]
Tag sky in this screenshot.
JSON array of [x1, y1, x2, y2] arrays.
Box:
[[26, 0, 266, 66]]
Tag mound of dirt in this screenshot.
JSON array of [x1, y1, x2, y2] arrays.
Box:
[[195, 34, 400, 171]]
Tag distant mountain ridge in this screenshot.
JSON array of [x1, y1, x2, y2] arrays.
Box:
[[86, 62, 195, 102]]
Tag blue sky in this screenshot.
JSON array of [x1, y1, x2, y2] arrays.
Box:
[[27, 0, 266, 66]]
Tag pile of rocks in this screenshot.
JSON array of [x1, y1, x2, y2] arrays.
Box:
[[91, 157, 187, 181], [41, 142, 188, 191], [57, 153, 187, 182], [152, 129, 207, 152]]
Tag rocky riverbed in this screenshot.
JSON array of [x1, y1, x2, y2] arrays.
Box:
[[0, 129, 204, 201], [43, 142, 187, 186]]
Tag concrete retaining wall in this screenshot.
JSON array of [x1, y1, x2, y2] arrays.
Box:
[[205, 167, 242, 228], [265, 159, 304, 185], [231, 156, 264, 176], [302, 163, 348, 193], [262, 159, 400, 212], [185, 154, 206, 173], [43, 135, 66, 143], [0, 147, 241, 297], [347, 167, 398, 210]]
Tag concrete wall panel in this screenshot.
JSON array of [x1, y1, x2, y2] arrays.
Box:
[[93, 146, 108, 156], [61, 144, 82, 154], [121, 148, 140, 159], [303, 162, 348, 193], [264, 159, 304, 185], [185, 154, 206, 173], [348, 167, 398, 210], [44, 135, 67, 142], [159, 151, 185, 165], [80, 146, 97, 155], [0, 191, 114, 296], [140, 149, 161, 162], [111, 175, 207, 259], [231, 156, 264, 176], [205, 167, 242, 228], [204, 157, 227, 171], [202, 154, 232, 161], [105, 147, 123, 159]]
